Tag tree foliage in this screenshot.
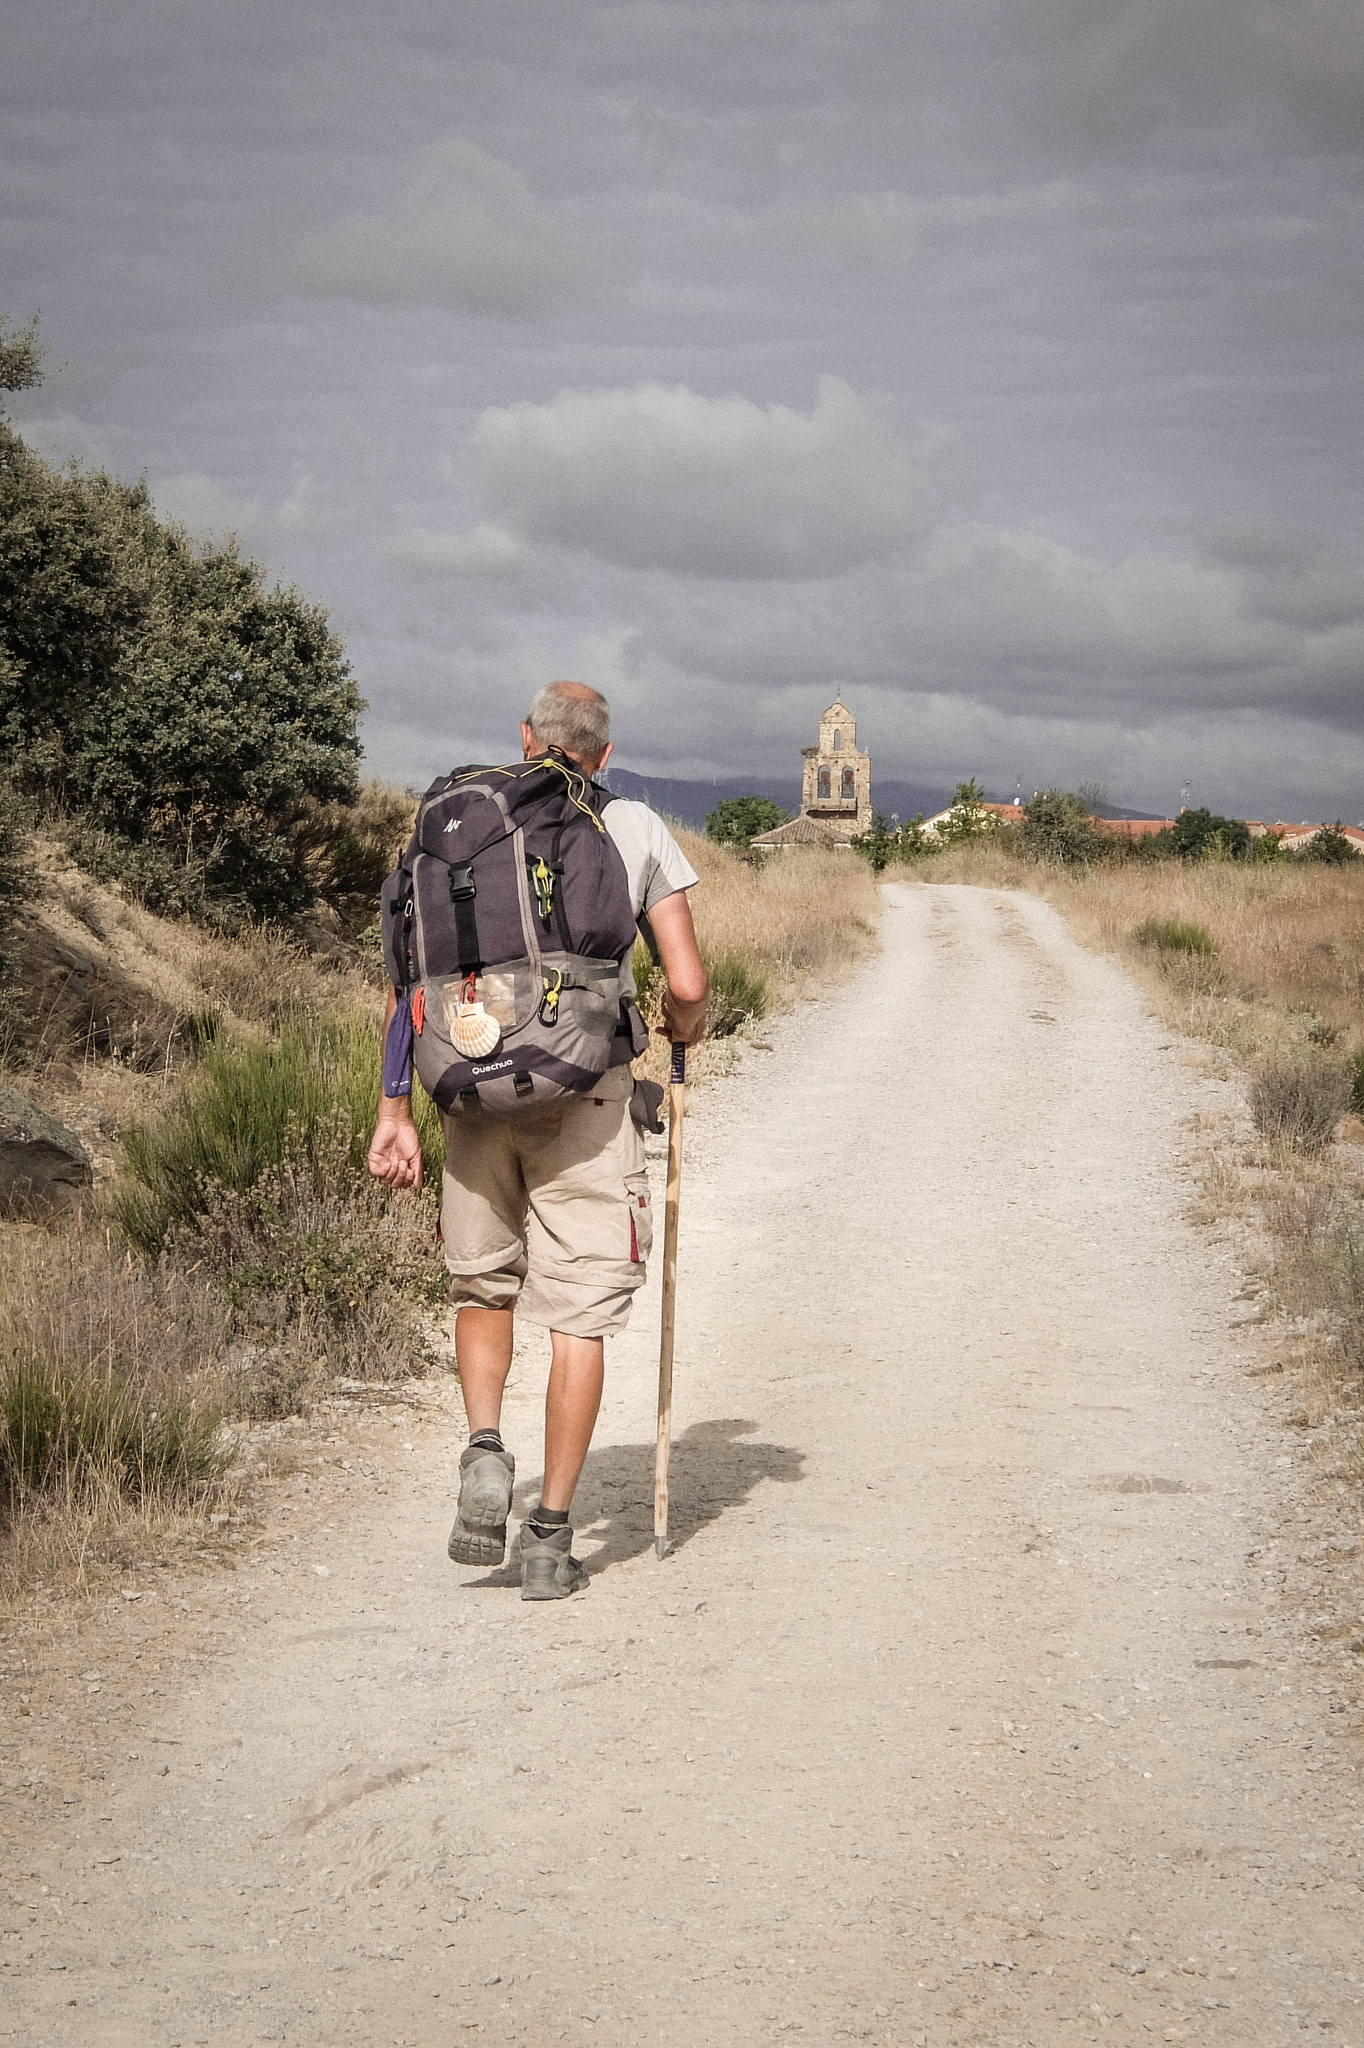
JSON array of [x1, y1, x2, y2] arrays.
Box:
[[0, 316, 365, 922], [850, 810, 899, 873], [1017, 788, 1106, 866], [1170, 807, 1250, 861], [705, 794, 788, 846], [0, 317, 44, 395], [1297, 822, 1359, 866], [935, 778, 1000, 846]]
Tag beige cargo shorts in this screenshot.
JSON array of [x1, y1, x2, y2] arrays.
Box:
[[438, 1068, 654, 1338]]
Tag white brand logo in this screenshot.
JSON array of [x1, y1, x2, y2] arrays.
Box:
[[444, 818, 461, 833]]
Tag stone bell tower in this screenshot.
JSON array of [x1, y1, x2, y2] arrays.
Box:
[[800, 698, 872, 838]]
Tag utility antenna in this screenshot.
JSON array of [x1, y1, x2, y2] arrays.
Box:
[[1179, 781, 1190, 813]]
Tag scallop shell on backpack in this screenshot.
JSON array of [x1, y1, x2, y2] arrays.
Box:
[[451, 1001, 501, 1060]]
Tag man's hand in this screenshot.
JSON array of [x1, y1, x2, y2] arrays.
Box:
[[648, 889, 709, 1048], [368, 1102, 424, 1189]]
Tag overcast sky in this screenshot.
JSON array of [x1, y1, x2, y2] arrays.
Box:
[[4, 0, 1363, 818]]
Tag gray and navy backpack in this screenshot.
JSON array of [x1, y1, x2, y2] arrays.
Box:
[[380, 750, 652, 1119]]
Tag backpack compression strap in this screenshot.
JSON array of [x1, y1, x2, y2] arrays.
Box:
[[448, 862, 481, 971]]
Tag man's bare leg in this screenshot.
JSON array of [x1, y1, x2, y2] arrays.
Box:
[[447, 1306, 516, 1568], [455, 1305, 514, 1431], [520, 1330, 602, 1599], [539, 1332, 604, 1512]]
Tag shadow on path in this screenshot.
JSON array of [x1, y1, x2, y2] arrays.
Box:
[[464, 1418, 805, 1590]]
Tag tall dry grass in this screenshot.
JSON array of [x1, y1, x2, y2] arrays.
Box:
[[633, 828, 881, 1086], [0, 1220, 235, 1602], [676, 827, 881, 998]]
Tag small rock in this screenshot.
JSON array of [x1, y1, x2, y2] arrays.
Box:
[[482, 1972, 502, 1985], [313, 1565, 330, 1578], [0, 1087, 92, 1215]]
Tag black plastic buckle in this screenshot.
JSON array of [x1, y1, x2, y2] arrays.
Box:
[[513, 1071, 534, 1099], [458, 1085, 480, 1109], [449, 863, 476, 902]]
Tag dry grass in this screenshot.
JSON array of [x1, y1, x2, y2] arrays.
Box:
[[677, 827, 881, 997], [1016, 857, 1364, 1058], [633, 828, 881, 1086], [0, 1218, 236, 1603]]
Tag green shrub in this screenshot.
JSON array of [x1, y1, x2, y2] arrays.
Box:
[[1249, 1052, 1351, 1153], [891, 815, 939, 862], [705, 796, 788, 847], [1017, 788, 1106, 866], [704, 952, 768, 1036], [1, 325, 364, 922], [1170, 809, 1251, 860], [935, 778, 1000, 846], [115, 1014, 442, 1259], [1132, 918, 1217, 956], [850, 811, 899, 873], [1296, 823, 1359, 866], [184, 1135, 447, 1417]]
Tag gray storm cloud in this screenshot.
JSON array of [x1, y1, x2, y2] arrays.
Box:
[[298, 138, 589, 316], [465, 379, 966, 579], [5, 0, 1364, 818]]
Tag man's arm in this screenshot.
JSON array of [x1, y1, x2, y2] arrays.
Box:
[[368, 986, 424, 1189], [646, 889, 709, 1046]]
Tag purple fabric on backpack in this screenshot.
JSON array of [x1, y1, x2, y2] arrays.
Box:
[[382, 997, 413, 1099]]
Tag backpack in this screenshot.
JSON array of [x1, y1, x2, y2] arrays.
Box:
[[380, 751, 649, 1119]]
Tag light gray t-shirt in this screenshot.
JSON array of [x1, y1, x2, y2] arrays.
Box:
[[602, 799, 699, 922]]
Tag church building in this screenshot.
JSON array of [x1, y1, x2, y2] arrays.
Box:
[[749, 697, 873, 850], [800, 698, 872, 837]]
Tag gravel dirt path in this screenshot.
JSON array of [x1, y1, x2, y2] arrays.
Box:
[[5, 881, 1363, 2047]]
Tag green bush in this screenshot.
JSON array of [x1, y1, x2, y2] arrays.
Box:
[[115, 1014, 442, 1259], [850, 811, 899, 873], [1350, 1046, 1364, 1118], [705, 796, 789, 847], [0, 318, 364, 922], [704, 952, 768, 1036], [1296, 823, 1359, 866], [1170, 808, 1251, 861], [935, 778, 1000, 846], [1132, 917, 1217, 956], [891, 815, 939, 862], [1249, 1052, 1351, 1153], [1017, 788, 1106, 866]]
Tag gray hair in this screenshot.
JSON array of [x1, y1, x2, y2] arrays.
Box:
[[526, 680, 611, 763]]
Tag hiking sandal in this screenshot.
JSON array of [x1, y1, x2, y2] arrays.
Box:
[[446, 1445, 514, 1567], [520, 1522, 590, 1601]]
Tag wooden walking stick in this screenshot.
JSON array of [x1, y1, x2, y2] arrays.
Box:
[[654, 1040, 687, 1560]]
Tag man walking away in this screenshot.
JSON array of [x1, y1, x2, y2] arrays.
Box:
[[368, 681, 708, 1599]]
